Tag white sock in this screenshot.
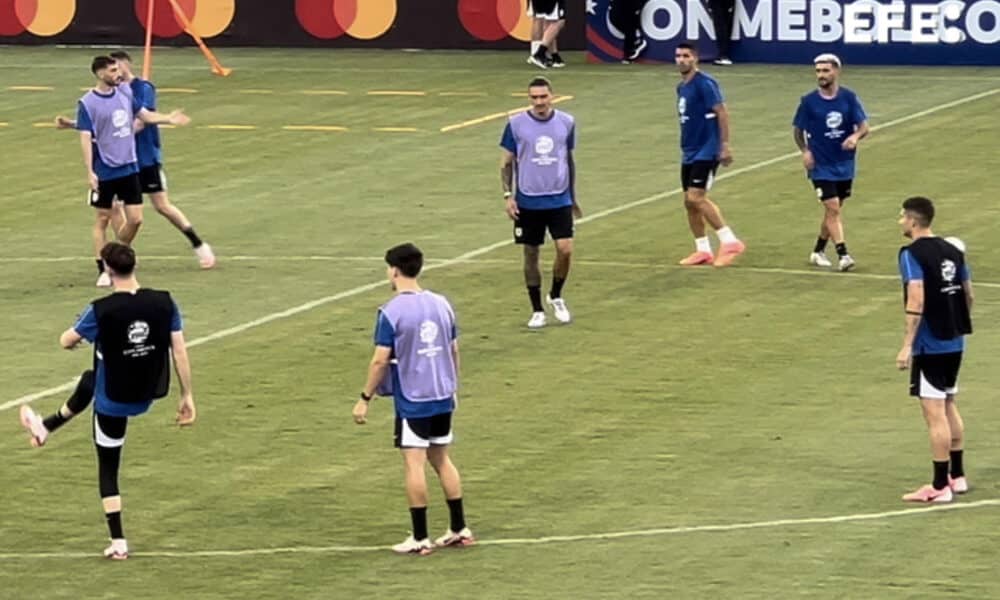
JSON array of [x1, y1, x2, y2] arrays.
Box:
[[695, 237, 712, 254], [716, 226, 737, 244], [531, 41, 540, 55]]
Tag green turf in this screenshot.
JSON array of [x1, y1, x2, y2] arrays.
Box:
[[1, 47, 999, 599]]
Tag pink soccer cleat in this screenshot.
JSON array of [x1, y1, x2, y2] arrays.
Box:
[[949, 476, 969, 494], [902, 484, 953, 503], [434, 527, 475, 548], [678, 251, 714, 266], [713, 241, 746, 267], [195, 243, 216, 269], [103, 538, 129, 560], [19, 405, 48, 448]]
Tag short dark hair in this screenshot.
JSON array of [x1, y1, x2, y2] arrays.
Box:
[[528, 76, 552, 91], [109, 50, 132, 62], [385, 243, 423, 278], [902, 196, 935, 227], [91, 55, 116, 74], [676, 42, 699, 55], [101, 242, 136, 276]]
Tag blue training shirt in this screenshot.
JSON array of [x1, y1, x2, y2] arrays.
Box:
[[374, 311, 456, 419], [899, 248, 969, 355], [676, 71, 724, 164], [130, 78, 163, 168], [792, 87, 868, 181], [74, 300, 184, 417]]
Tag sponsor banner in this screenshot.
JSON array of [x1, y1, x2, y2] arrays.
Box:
[[587, 0, 1000, 65], [1, 0, 585, 49]]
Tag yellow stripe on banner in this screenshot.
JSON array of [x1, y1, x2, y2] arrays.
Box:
[[373, 127, 421, 132], [440, 95, 575, 133], [203, 125, 257, 130], [159, 88, 199, 93], [367, 91, 426, 96], [282, 125, 349, 132], [8, 86, 54, 91], [300, 90, 349, 96]]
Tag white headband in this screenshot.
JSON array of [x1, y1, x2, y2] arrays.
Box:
[[814, 53, 842, 68]]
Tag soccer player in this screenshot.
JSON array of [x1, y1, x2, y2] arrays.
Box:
[[72, 56, 190, 286], [610, 0, 649, 64], [674, 42, 745, 267], [19, 242, 196, 559], [708, 0, 736, 65], [527, 0, 566, 68], [352, 243, 473, 555], [895, 197, 973, 503], [500, 77, 581, 328], [793, 53, 869, 272]]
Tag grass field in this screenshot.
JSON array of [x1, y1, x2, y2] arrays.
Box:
[[1, 47, 1000, 598]]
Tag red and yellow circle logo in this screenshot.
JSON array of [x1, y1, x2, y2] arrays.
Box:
[[0, 0, 76, 37], [295, 0, 397, 40], [458, 0, 531, 41], [133, 0, 235, 39]]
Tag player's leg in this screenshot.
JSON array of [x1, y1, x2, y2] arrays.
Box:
[[945, 395, 968, 492], [19, 370, 95, 447], [149, 191, 216, 269], [392, 416, 434, 555], [678, 163, 714, 265], [94, 412, 130, 559], [820, 197, 850, 270], [90, 184, 115, 286], [515, 209, 547, 327], [549, 2, 566, 67], [110, 201, 127, 241], [685, 163, 743, 267], [427, 413, 473, 547], [528, 1, 544, 64], [545, 207, 574, 323], [530, 1, 559, 67], [903, 355, 954, 502], [116, 174, 144, 246]]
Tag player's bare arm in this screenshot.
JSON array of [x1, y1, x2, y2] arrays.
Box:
[[713, 103, 733, 166], [500, 150, 518, 219]]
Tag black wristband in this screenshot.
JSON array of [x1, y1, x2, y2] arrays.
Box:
[[360, 391, 372, 402]]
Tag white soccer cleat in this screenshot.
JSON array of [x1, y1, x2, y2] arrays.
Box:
[[545, 295, 572, 323], [392, 535, 433, 556], [527, 311, 547, 329], [809, 252, 832, 268], [528, 55, 548, 70], [838, 254, 856, 272], [195, 243, 216, 269], [96, 272, 112, 287], [103, 538, 128, 560], [434, 527, 475, 548], [19, 405, 48, 448]]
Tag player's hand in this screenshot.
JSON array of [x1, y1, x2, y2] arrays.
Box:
[[54, 115, 74, 129], [505, 197, 519, 220], [176, 394, 196, 426], [719, 144, 733, 167], [353, 399, 369, 424], [168, 110, 191, 126], [895, 345, 912, 371], [841, 135, 859, 151], [801, 150, 815, 171], [87, 171, 99, 191], [572, 202, 583, 219]]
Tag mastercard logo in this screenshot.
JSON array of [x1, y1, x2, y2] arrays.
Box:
[[296, 0, 397, 40], [458, 0, 532, 42], [0, 0, 76, 37], [133, 0, 235, 39]]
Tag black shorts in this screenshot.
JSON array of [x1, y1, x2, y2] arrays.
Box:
[[89, 173, 142, 209], [813, 179, 852, 202], [681, 161, 719, 191], [528, 0, 565, 20], [139, 164, 167, 194], [514, 205, 574, 246], [394, 412, 454, 449], [910, 352, 962, 399]]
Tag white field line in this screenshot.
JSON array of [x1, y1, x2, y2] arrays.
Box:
[[1, 88, 995, 413], [0, 499, 996, 559]]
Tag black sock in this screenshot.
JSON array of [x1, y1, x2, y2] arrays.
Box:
[[528, 285, 543, 312], [182, 227, 203, 248], [534, 44, 548, 59], [96, 259, 105, 274], [106, 511, 124, 539], [835, 242, 848, 257], [950, 450, 964, 477], [550, 277, 566, 299], [446, 498, 466, 533], [410, 506, 428, 541], [42, 411, 68, 433], [551, 52, 563, 62], [933, 460, 950, 490], [813, 237, 828, 253]]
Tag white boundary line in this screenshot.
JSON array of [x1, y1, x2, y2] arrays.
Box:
[[0, 499, 996, 559], [1, 88, 996, 413]]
